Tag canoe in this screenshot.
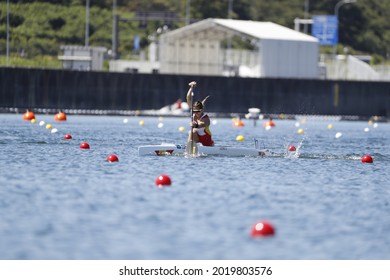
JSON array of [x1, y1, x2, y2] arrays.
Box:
[[138, 143, 269, 157]]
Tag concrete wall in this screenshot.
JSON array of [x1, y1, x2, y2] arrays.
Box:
[[1, 67, 389, 117], [261, 39, 319, 78]]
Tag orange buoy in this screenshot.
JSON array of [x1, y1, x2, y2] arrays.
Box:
[[155, 174, 172, 187], [288, 145, 296, 152], [107, 154, 119, 162], [233, 120, 245, 127], [54, 112, 67, 121], [361, 155, 373, 163], [80, 142, 90, 149], [250, 220, 275, 238], [23, 110, 35, 121], [263, 119, 275, 128]]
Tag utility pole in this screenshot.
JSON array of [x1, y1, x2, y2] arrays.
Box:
[[85, 0, 90, 47], [6, 0, 10, 66], [227, 0, 233, 50], [185, 0, 191, 25], [228, 0, 233, 20], [112, 0, 118, 59], [333, 0, 357, 57], [303, 0, 309, 33]]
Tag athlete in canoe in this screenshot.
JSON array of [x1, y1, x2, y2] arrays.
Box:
[[186, 81, 214, 146]]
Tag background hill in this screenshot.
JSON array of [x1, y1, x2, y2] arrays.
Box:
[[0, 0, 389, 68]]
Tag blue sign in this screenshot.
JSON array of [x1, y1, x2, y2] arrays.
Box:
[[133, 35, 140, 51], [312, 15, 338, 46]]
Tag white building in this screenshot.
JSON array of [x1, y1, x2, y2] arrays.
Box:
[[158, 18, 320, 79], [58, 45, 107, 71]]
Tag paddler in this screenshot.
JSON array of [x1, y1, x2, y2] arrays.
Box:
[[186, 81, 214, 146]]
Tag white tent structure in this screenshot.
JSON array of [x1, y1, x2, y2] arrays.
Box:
[[158, 18, 320, 79]]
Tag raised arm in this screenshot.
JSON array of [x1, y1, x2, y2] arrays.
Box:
[[186, 81, 196, 105], [201, 95, 210, 107]]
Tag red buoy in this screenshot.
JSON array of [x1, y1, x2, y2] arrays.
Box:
[[23, 110, 35, 121], [107, 154, 119, 162], [233, 120, 245, 127], [80, 142, 90, 149], [361, 155, 373, 163], [250, 220, 275, 238], [288, 145, 296, 152], [55, 111, 67, 121], [155, 174, 172, 187], [263, 119, 275, 128], [64, 134, 72, 140]]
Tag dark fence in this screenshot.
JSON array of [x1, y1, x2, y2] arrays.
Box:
[[1, 67, 389, 117]]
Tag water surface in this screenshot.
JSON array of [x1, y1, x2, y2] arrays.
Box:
[[0, 114, 389, 259]]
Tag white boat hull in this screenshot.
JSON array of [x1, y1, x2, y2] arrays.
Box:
[[138, 144, 269, 157]]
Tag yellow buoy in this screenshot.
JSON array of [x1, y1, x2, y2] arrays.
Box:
[[297, 128, 304, 134], [139, 120, 145, 126], [46, 124, 52, 129], [178, 126, 185, 132], [327, 124, 333, 129], [31, 119, 36, 124], [236, 135, 245, 141]]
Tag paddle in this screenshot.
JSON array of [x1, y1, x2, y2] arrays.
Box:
[[186, 82, 198, 156]]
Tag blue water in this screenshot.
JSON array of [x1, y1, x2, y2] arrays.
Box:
[[0, 114, 389, 260]]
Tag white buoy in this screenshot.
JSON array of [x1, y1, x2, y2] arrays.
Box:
[[335, 132, 342, 139], [39, 120, 45, 126], [157, 123, 164, 128], [51, 128, 58, 134], [123, 118, 128, 124], [364, 128, 370, 132]]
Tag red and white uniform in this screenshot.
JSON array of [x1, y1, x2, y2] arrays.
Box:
[[195, 113, 214, 146]]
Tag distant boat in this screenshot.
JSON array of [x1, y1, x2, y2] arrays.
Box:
[[141, 100, 189, 116]]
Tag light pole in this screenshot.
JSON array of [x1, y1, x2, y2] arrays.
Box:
[[228, 0, 233, 20], [333, 0, 357, 56], [185, 0, 191, 25], [6, 0, 10, 66], [303, 0, 309, 33], [112, 0, 117, 59], [226, 0, 234, 75], [85, 0, 90, 47]]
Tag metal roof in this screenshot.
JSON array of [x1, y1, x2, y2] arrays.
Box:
[[162, 18, 318, 43], [214, 19, 318, 42]]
